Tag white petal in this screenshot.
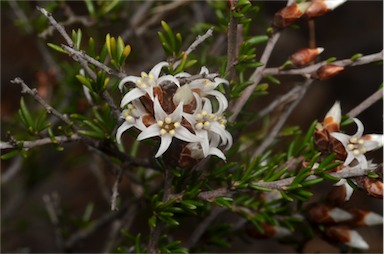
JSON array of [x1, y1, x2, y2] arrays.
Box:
[[330, 132, 350, 146], [343, 151, 356, 166], [210, 121, 231, 145], [208, 90, 228, 113], [183, 112, 197, 126], [214, 77, 229, 87], [202, 98, 213, 114], [155, 135, 172, 157], [199, 66, 209, 75], [116, 122, 133, 144], [344, 182, 354, 201], [137, 124, 160, 141], [153, 97, 167, 121], [193, 92, 203, 112], [175, 126, 200, 143], [208, 147, 226, 161], [175, 72, 191, 78], [365, 134, 384, 147], [149, 61, 168, 78], [224, 129, 233, 150], [346, 230, 369, 250], [119, 76, 140, 91], [120, 88, 145, 107], [352, 118, 364, 138], [363, 140, 382, 152], [158, 75, 180, 87], [169, 101, 184, 123], [132, 99, 147, 114], [196, 130, 210, 157], [356, 155, 368, 169], [135, 117, 147, 131]]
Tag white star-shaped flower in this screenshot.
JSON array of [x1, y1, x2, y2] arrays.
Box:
[[119, 61, 179, 107], [116, 100, 147, 144], [331, 118, 383, 169], [136, 97, 200, 158]]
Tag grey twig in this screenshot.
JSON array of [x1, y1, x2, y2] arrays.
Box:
[[43, 193, 64, 252], [228, 32, 281, 122], [347, 87, 384, 118], [111, 169, 123, 211], [0, 135, 81, 150], [185, 27, 214, 56], [193, 164, 380, 202], [225, 0, 239, 81], [263, 51, 383, 76], [11, 77, 74, 127], [147, 167, 174, 253], [186, 206, 226, 248], [251, 79, 313, 159]]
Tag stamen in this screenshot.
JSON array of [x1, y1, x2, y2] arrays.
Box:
[[347, 144, 355, 151], [196, 122, 204, 130], [157, 120, 164, 127], [160, 129, 167, 136], [203, 121, 210, 128], [174, 122, 180, 128], [350, 137, 358, 143], [358, 139, 365, 145], [165, 117, 172, 124], [169, 129, 175, 136], [353, 149, 360, 156]]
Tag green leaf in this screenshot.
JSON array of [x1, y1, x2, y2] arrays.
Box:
[[265, 74, 280, 85], [280, 190, 294, 202], [19, 97, 34, 128], [100, 0, 120, 15], [249, 183, 273, 192], [76, 75, 92, 90], [351, 53, 363, 61], [84, 0, 95, 16], [47, 43, 68, 54], [1, 150, 19, 160], [82, 203, 94, 222], [301, 177, 323, 187], [77, 129, 105, 139], [148, 216, 157, 228]]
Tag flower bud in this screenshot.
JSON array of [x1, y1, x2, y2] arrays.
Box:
[[272, 2, 311, 29], [325, 226, 369, 250], [305, 0, 347, 19], [348, 208, 383, 227], [316, 64, 344, 80], [308, 204, 353, 224], [323, 101, 341, 132], [290, 47, 324, 67]]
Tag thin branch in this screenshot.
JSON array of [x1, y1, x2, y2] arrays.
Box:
[[1, 156, 23, 184], [347, 87, 384, 118], [11, 77, 74, 127], [263, 51, 383, 76], [194, 165, 380, 202], [186, 206, 226, 249], [61, 45, 126, 79], [0, 135, 81, 150], [111, 169, 123, 211], [148, 167, 174, 253], [64, 205, 128, 251], [226, 0, 238, 81], [185, 27, 214, 56], [43, 193, 64, 252], [251, 79, 313, 158], [228, 32, 281, 122]]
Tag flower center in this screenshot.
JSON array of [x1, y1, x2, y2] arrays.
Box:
[[123, 104, 139, 124], [157, 117, 180, 136], [347, 137, 366, 156], [136, 72, 155, 89], [195, 111, 215, 130]]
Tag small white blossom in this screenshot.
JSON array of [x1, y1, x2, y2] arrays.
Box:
[[136, 97, 200, 158], [119, 61, 179, 107], [331, 118, 383, 169], [116, 100, 147, 144]]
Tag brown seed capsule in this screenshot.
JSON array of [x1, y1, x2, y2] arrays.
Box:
[[316, 64, 344, 80], [290, 47, 324, 67], [272, 2, 311, 29], [354, 177, 383, 199]]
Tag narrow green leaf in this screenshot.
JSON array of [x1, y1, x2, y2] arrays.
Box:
[[77, 129, 105, 139], [75, 28, 82, 49], [76, 75, 92, 90], [19, 97, 34, 128], [47, 43, 68, 54], [1, 150, 19, 160], [82, 203, 94, 222], [148, 216, 157, 228], [351, 53, 363, 61], [280, 190, 294, 202], [265, 74, 280, 85], [84, 0, 95, 16], [301, 177, 323, 187], [249, 183, 273, 192]]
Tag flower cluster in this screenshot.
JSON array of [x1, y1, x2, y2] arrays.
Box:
[[116, 62, 232, 167]]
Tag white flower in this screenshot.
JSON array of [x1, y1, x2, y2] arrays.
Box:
[[331, 118, 383, 169], [116, 100, 147, 144], [119, 61, 179, 107], [136, 97, 200, 158], [189, 67, 229, 113], [184, 98, 232, 159]]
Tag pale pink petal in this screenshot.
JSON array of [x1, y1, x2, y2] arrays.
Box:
[[155, 135, 173, 157], [121, 88, 146, 107]]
